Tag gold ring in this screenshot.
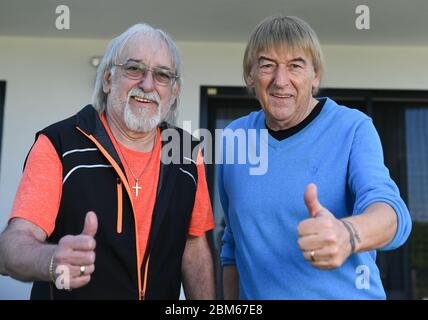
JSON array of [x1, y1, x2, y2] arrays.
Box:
[[310, 250, 316, 262], [80, 265, 86, 276]]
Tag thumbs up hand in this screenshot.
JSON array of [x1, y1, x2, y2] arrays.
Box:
[[51, 211, 98, 289], [81, 211, 98, 237], [297, 184, 352, 270], [304, 183, 328, 218]]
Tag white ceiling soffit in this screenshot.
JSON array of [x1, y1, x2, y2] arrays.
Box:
[[0, 0, 427, 46]]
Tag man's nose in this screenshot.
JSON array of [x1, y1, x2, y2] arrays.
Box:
[[273, 65, 290, 87], [138, 71, 155, 92]]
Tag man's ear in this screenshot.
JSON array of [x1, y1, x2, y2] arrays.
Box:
[[245, 71, 255, 87], [311, 70, 321, 96], [172, 81, 181, 101], [102, 70, 112, 94]]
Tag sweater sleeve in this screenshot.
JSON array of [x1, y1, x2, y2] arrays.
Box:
[[217, 160, 236, 265], [348, 118, 412, 251]]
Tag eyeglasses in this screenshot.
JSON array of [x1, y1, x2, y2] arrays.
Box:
[[115, 61, 179, 86]]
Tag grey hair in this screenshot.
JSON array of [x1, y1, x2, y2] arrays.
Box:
[[92, 23, 182, 124], [243, 15, 325, 95]]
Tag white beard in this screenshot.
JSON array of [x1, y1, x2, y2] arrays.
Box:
[[123, 100, 162, 133], [122, 87, 171, 133], [109, 86, 175, 133]]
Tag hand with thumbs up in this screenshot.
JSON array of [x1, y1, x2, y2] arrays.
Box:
[[297, 184, 353, 270], [51, 211, 98, 289]]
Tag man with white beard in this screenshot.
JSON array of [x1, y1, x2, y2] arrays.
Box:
[[0, 23, 215, 300]]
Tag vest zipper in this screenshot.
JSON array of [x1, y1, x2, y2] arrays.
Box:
[[141, 254, 150, 300], [76, 126, 143, 301], [116, 177, 123, 234]]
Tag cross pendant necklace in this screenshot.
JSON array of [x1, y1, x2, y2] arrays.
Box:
[[132, 179, 142, 197], [114, 129, 157, 198]]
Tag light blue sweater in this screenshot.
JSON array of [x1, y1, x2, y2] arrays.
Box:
[[218, 98, 412, 299]]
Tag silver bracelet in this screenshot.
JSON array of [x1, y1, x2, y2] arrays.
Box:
[[48, 254, 56, 284]]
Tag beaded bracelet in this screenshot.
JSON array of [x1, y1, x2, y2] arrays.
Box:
[[340, 220, 356, 254]]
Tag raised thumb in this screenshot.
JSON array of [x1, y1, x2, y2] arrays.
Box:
[[81, 211, 98, 237], [304, 183, 323, 218]]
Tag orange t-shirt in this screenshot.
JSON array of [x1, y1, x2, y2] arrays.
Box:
[[10, 118, 215, 268]]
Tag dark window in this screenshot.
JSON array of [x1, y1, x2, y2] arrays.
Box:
[[0, 81, 6, 174]]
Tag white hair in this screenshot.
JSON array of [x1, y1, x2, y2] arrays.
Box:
[[91, 23, 182, 124]]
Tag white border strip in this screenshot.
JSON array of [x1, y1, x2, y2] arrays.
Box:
[[179, 168, 196, 186], [63, 164, 113, 184], [183, 156, 196, 165], [62, 148, 98, 158]]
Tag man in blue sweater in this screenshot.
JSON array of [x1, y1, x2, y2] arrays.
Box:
[[218, 15, 412, 299]]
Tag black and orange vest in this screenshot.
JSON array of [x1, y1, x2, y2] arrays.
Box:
[[30, 105, 199, 299]]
